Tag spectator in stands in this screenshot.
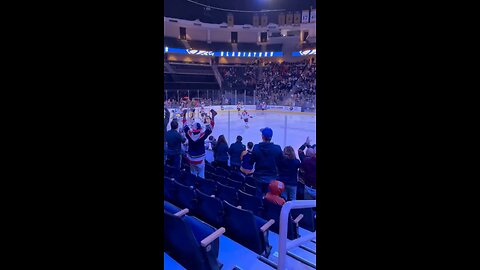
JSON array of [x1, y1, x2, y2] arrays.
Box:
[[298, 137, 316, 200], [165, 119, 186, 170], [250, 127, 283, 186], [183, 111, 216, 179], [213, 135, 229, 170], [278, 146, 301, 201], [264, 180, 286, 206], [228, 136, 246, 171], [240, 142, 254, 176], [206, 135, 217, 150]]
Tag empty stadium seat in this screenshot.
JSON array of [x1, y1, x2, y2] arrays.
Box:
[[173, 181, 197, 212], [262, 199, 302, 240], [178, 170, 196, 187], [216, 182, 238, 205], [243, 183, 257, 196], [165, 165, 180, 178], [164, 210, 225, 270], [244, 175, 256, 186], [164, 177, 176, 202], [237, 190, 263, 216], [226, 178, 243, 190], [215, 167, 229, 178], [195, 190, 225, 228], [164, 200, 182, 214], [291, 208, 316, 232], [229, 172, 245, 183], [196, 178, 217, 196], [222, 201, 274, 258]]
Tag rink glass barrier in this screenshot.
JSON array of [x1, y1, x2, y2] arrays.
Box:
[[164, 89, 316, 113]]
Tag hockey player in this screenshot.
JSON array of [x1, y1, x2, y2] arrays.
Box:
[[261, 101, 267, 115], [241, 109, 253, 128], [237, 102, 242, 115]]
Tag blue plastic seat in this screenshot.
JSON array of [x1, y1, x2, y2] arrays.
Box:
[[216, 182, 238, 206], [291, 207, 316, 232], [164, 177, 176, 203], [237, 190, 263, 216], [165, 165, 180, 179], [215, 167, 229, 178], [173, 180, 197, 213], [196, 178, 217, 196], [222, 201, 273, 257], [243, 183, 257, 196], [164, 200, 181, 214], [244, 175, 256, 186], [195, 190, 225, 228], [229, 171, 245, 183], [178, 170, 196, 187], [262, 198, 301, 240], [226, 178, 244, 190], [164, 210, 225, 270]]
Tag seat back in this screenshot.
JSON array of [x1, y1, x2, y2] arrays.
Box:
[[165, 165, 180, 179], [229, 172, 245, 183], [173, 180, 197, 212], [164, 211, 222, 270], [164, 177, 176, 202], [205, 163, 216, 174], [164, 200, 181, 214], [216, 182, 238, 205], [196, 178, 217, 196], [222, 201, 265, 255], [243, 183, 257, 196], [215, 167, 229, 178], [196, 190, 225, 228], [262, 199, 299, 240], [237, 190, 263, 216], [291, 208, 316, 232], [244, 175, 256, 186], [227, 178, 244, 190], [178, 170, 196, 187]]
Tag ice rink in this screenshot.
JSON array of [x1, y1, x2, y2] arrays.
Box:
[[209, 109, 316, 151]]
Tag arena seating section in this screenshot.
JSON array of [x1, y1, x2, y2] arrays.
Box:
[[164, 160, 316, 269]]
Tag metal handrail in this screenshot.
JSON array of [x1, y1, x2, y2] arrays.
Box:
[[277, 200, 316, 270]]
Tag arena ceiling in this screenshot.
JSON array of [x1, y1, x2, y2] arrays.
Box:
[[164, 0, 316, 25]]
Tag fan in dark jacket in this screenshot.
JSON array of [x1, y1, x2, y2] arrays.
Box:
[[278, 146, 301, 201], [249, 127, 283, 187], [213, 135, 229, 170], [165, 119, 186, 170], [228, 136, 246, 171]]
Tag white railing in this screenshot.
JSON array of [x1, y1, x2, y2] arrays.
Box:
[[277, 200, 316, 270]]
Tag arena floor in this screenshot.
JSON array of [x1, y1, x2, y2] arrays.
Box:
[[210, 109, 317, 151]]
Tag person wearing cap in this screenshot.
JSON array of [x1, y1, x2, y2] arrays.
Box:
[[264, 180, 286, 206], [183, 109, 217, 179], [228, 135, 246, 172], [298, 137, 316, 200], [249, 127, 283, 187]]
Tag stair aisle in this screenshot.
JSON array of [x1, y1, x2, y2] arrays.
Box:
[[267, 232, 316, 269]]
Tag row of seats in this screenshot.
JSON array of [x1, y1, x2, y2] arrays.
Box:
[[165, 164, 317, 232], [164, 201, 225, 270], [164, 173, 309, 241]]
